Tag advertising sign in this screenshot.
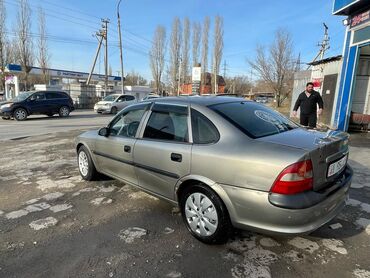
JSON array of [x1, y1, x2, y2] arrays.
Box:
[[192, 67, 201, 82], [350, 9, 370, 28]]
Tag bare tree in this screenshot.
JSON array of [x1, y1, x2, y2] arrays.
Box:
[[0, 0, 7, 91], [169, 17, 182, 95], [192, 22, 201, 67], [15, 0, 34, 90], [212, 16, 224, 94], [225, 75, 252, 95], [248, 29, 295, 107], [201, 17, 210, 88], [125, 70, 148, 86], [181, 18, 190, 84], [37, 7, 50, 84], [149, 25, 166, 94]]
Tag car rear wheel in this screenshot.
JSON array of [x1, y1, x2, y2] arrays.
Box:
[[59, 106, 70, 117], [180, 183, 231, 244], [111, 106, 117, 114], [13, 108, 28, 121], [78, 146, 98, 181]]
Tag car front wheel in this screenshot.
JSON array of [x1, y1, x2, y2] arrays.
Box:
[[59, 106, 70, 117], [77, 146, 98, 181], [180, 184, 231, 244], [111, 106, 117, 114], [13, 108, 28, 121]]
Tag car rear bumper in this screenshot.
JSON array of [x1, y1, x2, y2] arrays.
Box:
[[220, 166, 352, 235]]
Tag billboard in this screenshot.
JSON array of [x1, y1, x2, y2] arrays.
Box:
[[192, 67, 201, 82], [333, 0, 361, 14]]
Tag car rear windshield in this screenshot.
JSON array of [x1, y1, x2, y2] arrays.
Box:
[[209, 101, 298, 139]]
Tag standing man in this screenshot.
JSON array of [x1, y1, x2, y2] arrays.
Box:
[[293, 82, 324, 128]]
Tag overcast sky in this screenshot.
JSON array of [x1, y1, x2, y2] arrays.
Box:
[[4, 0, 347, 81]]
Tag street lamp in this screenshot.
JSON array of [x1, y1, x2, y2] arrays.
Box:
[[117, 0, 125, 94]]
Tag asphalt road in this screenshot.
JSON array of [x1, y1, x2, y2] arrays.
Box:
[[0, 110, 113, 141], [0, 121, 369, 277]]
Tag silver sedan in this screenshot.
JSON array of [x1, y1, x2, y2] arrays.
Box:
[[76, 97, 353, 244]]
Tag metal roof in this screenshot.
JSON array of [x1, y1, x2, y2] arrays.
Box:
[[308, 55, 342, 66]]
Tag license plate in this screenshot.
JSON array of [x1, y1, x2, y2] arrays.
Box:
[[327, 155, 347, 177]]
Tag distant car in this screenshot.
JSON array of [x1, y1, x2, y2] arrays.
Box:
[[76, 96, 352, 244], [255, 97, 268, 103], [0, 91, 74, 121], [94, 94, 136, 114], [142, 94, 160, 101]]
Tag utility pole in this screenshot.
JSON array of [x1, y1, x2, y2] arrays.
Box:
[[308, 23, 330, 68], [102, 18, 110, 93], [87, 32, 104, 85], [177, 56, 182, 96], [117, 0, 125, 95], [319, 23, 330, 60], [223, 60, 227, 79]]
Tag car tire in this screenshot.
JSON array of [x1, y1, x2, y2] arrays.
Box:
[[13, 108, 28, 121], [77, 146, 98, 181], [111, 106, 118, 114], [180, 183, 231, 244], [1, 116, 10, 120], [59, 106, 70, 117]]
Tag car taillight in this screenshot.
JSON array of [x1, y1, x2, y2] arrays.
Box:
[[270, 160, 313, 195]]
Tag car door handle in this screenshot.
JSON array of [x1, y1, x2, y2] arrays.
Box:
[[171, 153, 182, 162], [124, 145, 131, 153]]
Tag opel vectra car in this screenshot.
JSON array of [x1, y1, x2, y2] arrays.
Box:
[[94, 94, 136, 114], [76, 97, 353, 244], [0, 91, 74, 121]]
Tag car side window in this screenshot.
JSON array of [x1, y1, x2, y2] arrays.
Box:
[[126, 95, 135, 101], [143, 105, 188, 142], [30, 92, 45, 101], [191, 109, 220, 144], [109, 106, 147, 138], [116, 96, 125, 102]]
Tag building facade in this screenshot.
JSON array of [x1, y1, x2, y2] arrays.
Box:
[[333, 0, 370, 130]]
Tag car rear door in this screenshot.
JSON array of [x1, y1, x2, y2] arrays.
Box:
[[134, 103, 192, 200], [93, 103, 150, 185], [28, 92, 48, 114]]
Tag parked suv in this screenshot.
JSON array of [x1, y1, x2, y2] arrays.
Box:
[[94, 94, 136, 114], [0, 91, 74, 121]]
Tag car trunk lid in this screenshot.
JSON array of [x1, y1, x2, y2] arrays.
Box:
[[257, 128, 349, 191]]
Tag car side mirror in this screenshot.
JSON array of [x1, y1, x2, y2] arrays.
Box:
[[98, 127, 109, 137]]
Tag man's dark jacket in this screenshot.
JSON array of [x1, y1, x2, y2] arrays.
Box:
[[293, 90, 324, 115]]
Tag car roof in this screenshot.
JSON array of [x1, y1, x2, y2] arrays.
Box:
[[143, 96, 248, 107]]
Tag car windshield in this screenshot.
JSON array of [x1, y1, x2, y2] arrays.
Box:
[[11, 92, 33, 102], [209, 101, 298, 139], [103, 95, 118, 102]]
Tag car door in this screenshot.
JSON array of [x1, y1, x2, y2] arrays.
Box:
[[93, 103, 150, 185], [117, 95, 135, 111], [28, 92, 48, 114], [114, 95, 126, 111], [134, 103, 192, 200]]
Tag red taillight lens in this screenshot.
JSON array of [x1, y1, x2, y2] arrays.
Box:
[[270, 160, 313, 195]]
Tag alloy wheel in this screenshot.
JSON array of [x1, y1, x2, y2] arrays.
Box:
[[14, 109, 27, 120], [78, 151, 89, 177]]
